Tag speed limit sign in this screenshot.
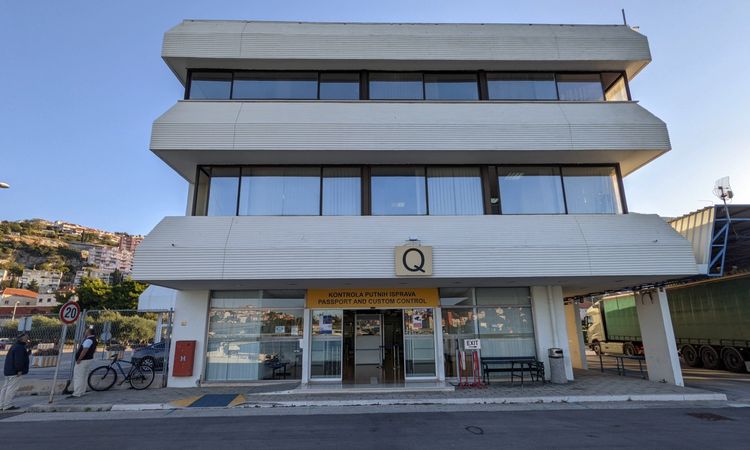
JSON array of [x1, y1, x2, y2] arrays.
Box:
[[59, 301, 81, 324]]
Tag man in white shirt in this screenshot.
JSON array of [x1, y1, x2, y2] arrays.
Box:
[[71, 327, 97, 397]]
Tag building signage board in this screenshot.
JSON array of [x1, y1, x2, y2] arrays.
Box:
[[395, 245, 433, 276], [307, 288, 439, 309], [464, 339, 481, 350]]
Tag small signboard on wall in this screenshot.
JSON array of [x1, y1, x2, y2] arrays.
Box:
[[464, 339, 481, 350]]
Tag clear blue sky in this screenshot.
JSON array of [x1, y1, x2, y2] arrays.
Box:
[[1, 1, 748, 234]]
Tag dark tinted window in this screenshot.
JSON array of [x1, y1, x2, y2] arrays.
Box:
[[424, 74, 479, 100], [319, 73, 360, 100], [556, 74, 604, 101], [232, 72, 318, 99], [369, 73, 423, 100], [189, 72, 232, 99], [487, 73, 557, 100]]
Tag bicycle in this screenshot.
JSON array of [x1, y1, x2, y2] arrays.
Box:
[[87, 354, 155, 391]]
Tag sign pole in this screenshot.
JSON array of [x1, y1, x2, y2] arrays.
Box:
[[48, 324, 68, 404]]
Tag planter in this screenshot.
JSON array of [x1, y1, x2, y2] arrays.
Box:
[[32, 355, 59, 368]]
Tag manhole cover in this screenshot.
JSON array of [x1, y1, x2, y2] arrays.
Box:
[[686, 412, 733, 422]]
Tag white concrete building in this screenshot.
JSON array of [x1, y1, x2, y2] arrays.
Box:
[[134, 20, 698, 388], [87, 245, 134, 274], [19, 269, 62, 293]]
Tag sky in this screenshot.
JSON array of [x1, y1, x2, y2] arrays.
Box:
[[0, 0, 748, 234]]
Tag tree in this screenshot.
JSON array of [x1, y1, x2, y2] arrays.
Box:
[[109, 279, 148, 310], [110, 269, 124, 286], [26, 279, 39, 292], [75, 277, 111, 310]]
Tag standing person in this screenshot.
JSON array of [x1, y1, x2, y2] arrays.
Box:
[[1, 333, 31, 411], [70, 327, 97, 398]]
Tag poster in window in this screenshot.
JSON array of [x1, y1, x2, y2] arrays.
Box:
[[320, 315, 333, 334]]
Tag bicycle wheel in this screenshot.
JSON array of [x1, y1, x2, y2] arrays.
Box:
[[88, 366, 117, 391], [128, 365, 155, 390]]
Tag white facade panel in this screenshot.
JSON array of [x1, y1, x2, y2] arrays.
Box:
[[133, 214, 698, 295], [151, 101, 669, 180], [162, 21, 651, 82]]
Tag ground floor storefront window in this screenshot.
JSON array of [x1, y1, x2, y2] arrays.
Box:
[[441, 287, 536, 378], [205, 290, 304, 381]]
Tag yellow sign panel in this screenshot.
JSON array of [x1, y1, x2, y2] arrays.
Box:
[[306, 288, 439, 309]]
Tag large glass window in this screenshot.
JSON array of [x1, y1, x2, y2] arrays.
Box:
[[441, 288, 535, 379], [403, 308, 436, 377], [206, 167, 240, 216], [498, 167, 565, 214], [319, 73, 360, 100], [205, 290, 304, 382], [369, 73, 424, 100], [311, 309, 343, 379], [232, 72, 318, 99], [427, 167, 484, 215], [239, 167, 320, 215], [322, 167, 361, 215], [424, 74, 479, 100], [189, 72, 232, 99], [487, 73, 557, 100], [562, 167, 622, 214], [556, 74, 604, 101], [371, 167, 427, 215]]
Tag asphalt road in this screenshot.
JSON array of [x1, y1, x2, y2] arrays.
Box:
[[1, 407, 748, 449]]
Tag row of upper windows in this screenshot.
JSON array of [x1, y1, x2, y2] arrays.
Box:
[[186, 71, 630, 102], [193, 165, 625, 217]]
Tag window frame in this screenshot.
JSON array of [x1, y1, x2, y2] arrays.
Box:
[[192, 163, 628, 216]]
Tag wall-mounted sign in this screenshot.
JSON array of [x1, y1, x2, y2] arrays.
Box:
[[395, 245, 433, 276], [307, 288, 439, 309], [464, 339, 481, 350]]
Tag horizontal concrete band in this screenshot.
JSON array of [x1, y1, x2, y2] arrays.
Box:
[[133, 214, 698, 296]]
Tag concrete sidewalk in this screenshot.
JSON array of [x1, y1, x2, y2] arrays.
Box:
[[9, 369, 728, 413]]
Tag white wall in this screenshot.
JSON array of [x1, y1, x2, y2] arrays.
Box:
[[167, 290, 210, 388], [137, 285, 177, 311], [635, 289, 684, 386], [565, 302, 588, 370], [531, 286, 574, 380]]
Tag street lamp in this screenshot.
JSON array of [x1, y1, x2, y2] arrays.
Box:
[[0, 182, 10, 189]]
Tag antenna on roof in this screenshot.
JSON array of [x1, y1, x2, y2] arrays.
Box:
[[713, 176, 734, 205], [621, 9, 628, 26]]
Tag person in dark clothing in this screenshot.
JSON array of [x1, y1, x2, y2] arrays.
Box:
[[1, 333, 31, 411]]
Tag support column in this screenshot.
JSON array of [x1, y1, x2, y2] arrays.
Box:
[[565, 301, 588, 370], [301, 309, 312, 385], [635, 289, 683, 386], [531, 286, 574, 380], [435, 306, 446, 382], [167, 290, 210, 388]]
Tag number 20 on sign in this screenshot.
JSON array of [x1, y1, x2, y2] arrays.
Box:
[[59, 301, 81, 325]]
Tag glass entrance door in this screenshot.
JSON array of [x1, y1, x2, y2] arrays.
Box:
[[354, 313, 383, 384]]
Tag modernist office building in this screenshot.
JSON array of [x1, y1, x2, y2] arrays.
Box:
[[134, 20, 698, 388]]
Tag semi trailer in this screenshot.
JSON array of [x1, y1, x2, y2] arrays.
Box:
[[585, 273, 750, 373]]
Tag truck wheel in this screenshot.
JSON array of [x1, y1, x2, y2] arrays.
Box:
[[623, 343, 636, 356], [700, 346, 723, 370], [721, 347, 747, 373], [681, 345, 702, 367]]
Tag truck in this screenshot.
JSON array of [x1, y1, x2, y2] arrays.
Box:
[[585, 273, 750, 373]]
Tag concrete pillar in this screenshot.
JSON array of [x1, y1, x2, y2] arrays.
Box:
[[167, 290, 210, 388], [531, 286, 574, 381], [564, 302, 588, 370], [635, 289, 683, 386], [301, 309, 312, 385]]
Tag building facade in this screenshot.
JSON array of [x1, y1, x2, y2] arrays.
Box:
[[86, 245, 135, 275], [19, 269, 62, 293], [133, 21, 699, 388]]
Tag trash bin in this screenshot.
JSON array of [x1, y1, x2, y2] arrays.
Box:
[[548, 348, 567, 384]]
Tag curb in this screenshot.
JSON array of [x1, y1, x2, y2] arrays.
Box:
[[25, 392, 728, 413]]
